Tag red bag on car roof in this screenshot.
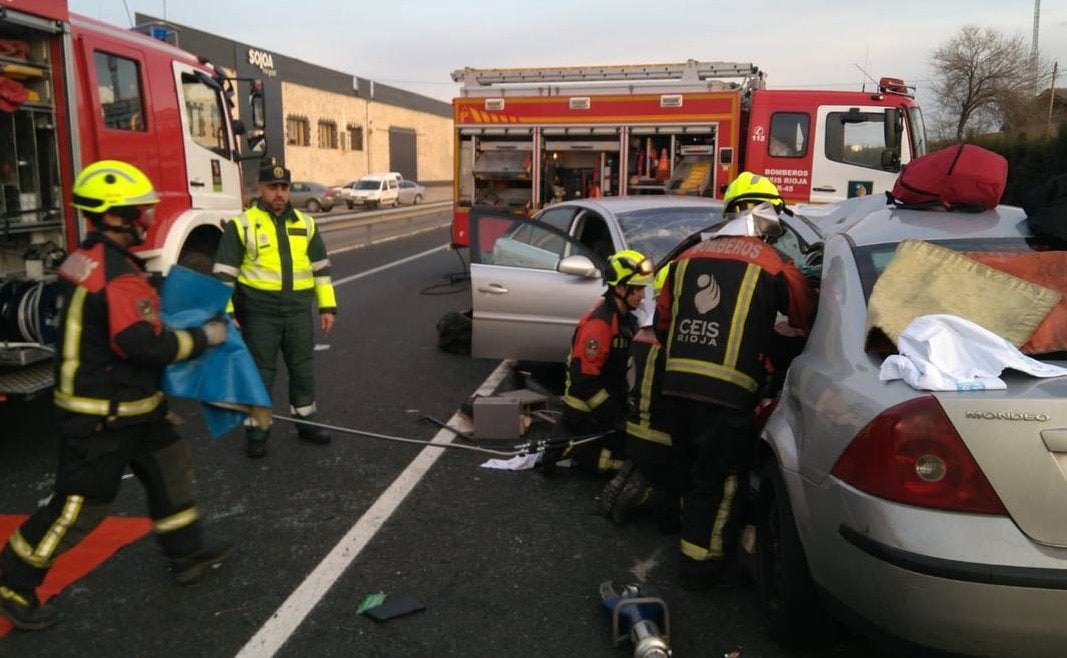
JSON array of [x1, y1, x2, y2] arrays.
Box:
[[887, 143, 1007, 212]]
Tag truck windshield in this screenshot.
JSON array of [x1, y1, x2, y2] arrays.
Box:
[[356, 180, 382, 190], [616, 206, 722, 265]]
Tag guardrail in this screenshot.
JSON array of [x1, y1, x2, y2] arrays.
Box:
[[316, 200, 451, 229], [317, 201, 452, 250]]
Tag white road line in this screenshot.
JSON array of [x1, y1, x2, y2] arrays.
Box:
[[327, 220, 451, 257], [234, 359, 514, 658], [330, 243, 449, 287]]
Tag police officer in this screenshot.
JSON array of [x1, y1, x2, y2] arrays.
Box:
[[0, 161, 231, 630], [654, 172, 816, 590], [542, 250, 654, 475], [213, 163, 337, 458]]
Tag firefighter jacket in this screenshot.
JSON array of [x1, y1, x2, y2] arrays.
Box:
[[564, 294, 638, 428], [654, 236, 815, 410], [212, 201, 337, 316], [53, 233, 211, 433], [626, 328, 670, 446]]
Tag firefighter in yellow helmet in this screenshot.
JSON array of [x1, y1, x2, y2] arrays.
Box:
[[212, 163, 337, 458], [541, 249, 654, 476], [0, 160, 231, 630], [721, 170, 787, 218], [600, 265, 679, 530], [654, 171, 815, 590]]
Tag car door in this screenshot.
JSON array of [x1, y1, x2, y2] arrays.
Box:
[[398, 181, 414, 205], [469, 208, 606, 362]]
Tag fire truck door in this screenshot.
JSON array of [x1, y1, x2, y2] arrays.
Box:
[[172, 62, 241, 210], [809, 105, 901, 204]]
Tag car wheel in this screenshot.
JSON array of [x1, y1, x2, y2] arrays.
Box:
[[306, 199, 321, 213], [756, 460, 835, 647], [346, 200, 354, 210], [413, 194, 423, 205]]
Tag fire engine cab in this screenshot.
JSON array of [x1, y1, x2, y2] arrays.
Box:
[[450, 60, 926, 247], [0, 0, 265, 401]]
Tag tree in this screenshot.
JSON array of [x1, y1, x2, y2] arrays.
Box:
[[929, 25, 1036, 140]]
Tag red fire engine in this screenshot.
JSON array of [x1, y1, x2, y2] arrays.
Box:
[[450, 60, 926, 247], [0, 0, 265, 400]]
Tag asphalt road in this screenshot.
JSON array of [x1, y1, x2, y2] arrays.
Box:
[[0, 209, 911, 657]]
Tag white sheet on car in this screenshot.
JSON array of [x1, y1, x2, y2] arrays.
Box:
[[879, 314, 1067, 391]]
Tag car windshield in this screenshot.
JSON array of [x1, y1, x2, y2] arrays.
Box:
[[355, 180, 381, 190], [615, 206, 722, 265]]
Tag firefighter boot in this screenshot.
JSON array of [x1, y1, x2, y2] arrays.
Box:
[[295, 415, 332, 445], [610, 469, 653, 525], [170, 542, 233, 585], [0, 584, 57, 630], [599, 462, 636, 517], [246, 426, 270, 459]]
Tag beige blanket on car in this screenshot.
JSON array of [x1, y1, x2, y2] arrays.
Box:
[[866, 240, 1062, 348]]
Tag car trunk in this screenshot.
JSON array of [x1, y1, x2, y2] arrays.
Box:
[[938, 370, 1067, 547]]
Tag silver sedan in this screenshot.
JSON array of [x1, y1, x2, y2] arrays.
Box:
[[398, 179, 426, 205], [753, 194, 1067, 656], [467, 197, 725, 362]]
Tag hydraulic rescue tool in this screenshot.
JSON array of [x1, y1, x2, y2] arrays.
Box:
[[599, 580, 671, 658]]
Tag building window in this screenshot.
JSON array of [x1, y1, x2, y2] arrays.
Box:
[[287, 115, 310, 146], [318, 120, 338, 149], [94, 51, 146, 131], [347, 124, 363, 151]]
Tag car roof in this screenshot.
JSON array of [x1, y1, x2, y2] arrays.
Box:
[[547, 196, 724, 215], [793, 195, 1031, 247]]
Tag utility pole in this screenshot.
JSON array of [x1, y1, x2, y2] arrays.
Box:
[[1048, 61, 1059, 139], [1032, 0, 1041, 94]]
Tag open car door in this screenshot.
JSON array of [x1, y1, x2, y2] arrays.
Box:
[[469, 208, 607, 362]]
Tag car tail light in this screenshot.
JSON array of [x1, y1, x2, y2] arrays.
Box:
[[325, 190, 335, 198], [831, 396, 1007, 515]]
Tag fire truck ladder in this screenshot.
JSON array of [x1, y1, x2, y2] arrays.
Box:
[[451, 60, 763, 96]]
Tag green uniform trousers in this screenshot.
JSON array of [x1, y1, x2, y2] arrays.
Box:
[[237, 304, 316, 411]]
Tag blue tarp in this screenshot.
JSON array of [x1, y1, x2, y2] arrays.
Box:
[[159, 266, 271, 438]]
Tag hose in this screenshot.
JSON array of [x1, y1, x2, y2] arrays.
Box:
[[272, 413, 608, 459]]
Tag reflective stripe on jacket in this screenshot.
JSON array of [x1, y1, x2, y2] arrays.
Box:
[[53, 233, 209, 431], [655, 235, 815, 410], [564, 295, 637, 427], [626, 329, 671, 445], [213, 203, 337, 313]]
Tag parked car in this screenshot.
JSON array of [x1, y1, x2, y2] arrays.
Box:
[[750, 194, 1067, 657], [467, 197, 724, 362], [398, 179, 426, 205], [345, 172, 401, 209], [289, 181, 336, 213]]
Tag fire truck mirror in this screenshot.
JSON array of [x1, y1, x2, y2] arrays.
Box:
[[884, 108, 902, 151], [245, 132, 267, 157], [840, 108, 867, 124], [249, 86, 266, 129]]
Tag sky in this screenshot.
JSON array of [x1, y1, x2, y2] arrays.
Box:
[[72, 0, 1066, 113]]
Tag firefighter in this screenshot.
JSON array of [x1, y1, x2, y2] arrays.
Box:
[[213, 163, 337, 458], [600, 267, 679, 530], [654, 172, 815, 590], [541, 250, 654, 476], [0, 160, 231, 630]]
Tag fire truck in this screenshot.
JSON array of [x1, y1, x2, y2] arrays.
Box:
[[0, 0, 265, 401], [450, 60, 926, 247]]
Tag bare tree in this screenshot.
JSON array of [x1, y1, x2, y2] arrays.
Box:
[[930, 25, 1036, 140]]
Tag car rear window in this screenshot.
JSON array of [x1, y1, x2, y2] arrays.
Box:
[[853, 237, 1060, 300], [616, 206, 721, 265]]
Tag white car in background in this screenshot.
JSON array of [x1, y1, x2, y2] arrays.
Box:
[[341, 172, 401, 209]]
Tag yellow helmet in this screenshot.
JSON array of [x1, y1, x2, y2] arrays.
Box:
[[722, 171, 783, 216], [607, 249, 653, 286], [72, 160, 160, 215]]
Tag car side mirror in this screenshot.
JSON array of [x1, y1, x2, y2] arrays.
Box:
[[558, 254, 600, 278]]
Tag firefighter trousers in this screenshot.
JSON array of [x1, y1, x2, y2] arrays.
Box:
[[667, 397, 755, 564], [0, 418, 204, 597], [238, 305, 316, 412]]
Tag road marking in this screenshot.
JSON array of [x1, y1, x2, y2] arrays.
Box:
[[234, 359, 514, 658], [326, 219, 451, 256], [330, 243, 449, 287]]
